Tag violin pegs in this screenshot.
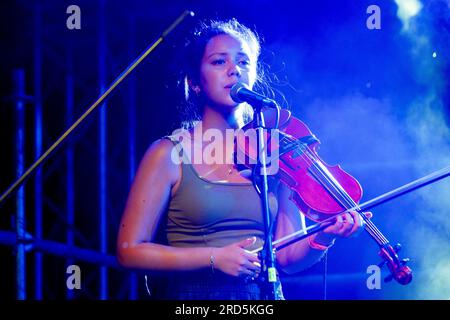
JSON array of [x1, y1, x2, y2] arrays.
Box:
[[393, 243, 402, 253]]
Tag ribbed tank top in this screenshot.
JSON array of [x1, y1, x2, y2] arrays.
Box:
[[164, 135, 277, 251]]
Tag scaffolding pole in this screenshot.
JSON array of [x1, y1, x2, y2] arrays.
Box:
[[13, 69, 27, 300], [0, 231, 120, 269], [66, 39, 76, 300], [33, 1, 43, 300], [98, 0, 108, 300]]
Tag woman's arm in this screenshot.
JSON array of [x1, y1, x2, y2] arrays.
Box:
[[117, 139, 260, 277], [117, 138, 209, 270], [274, 182, 331, 274]]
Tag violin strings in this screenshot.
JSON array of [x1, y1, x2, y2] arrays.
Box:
[[279, 134, 356, 210], [279, 134, 359, 212], [310, 161, 388, 244], [279, 135, 350, 207], [279, 134, 389, 245], [299, 142, 388, 244], [303, 151, 388, 244], [302, 143, 388, 244]]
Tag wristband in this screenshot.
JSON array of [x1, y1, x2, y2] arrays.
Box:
[[308, 236, 335, 251]]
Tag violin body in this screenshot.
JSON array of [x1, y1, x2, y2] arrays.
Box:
[[236, 108, 362, 221], [236, 107, 412, 285]]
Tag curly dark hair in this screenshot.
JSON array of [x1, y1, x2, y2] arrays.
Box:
[[177, 18, 264, 128]]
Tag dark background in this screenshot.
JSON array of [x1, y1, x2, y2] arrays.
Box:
[[1, 0, 449, 299]]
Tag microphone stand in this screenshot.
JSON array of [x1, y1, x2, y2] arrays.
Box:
[[0, 10, 194, 207], [252, 104, 281, 300]]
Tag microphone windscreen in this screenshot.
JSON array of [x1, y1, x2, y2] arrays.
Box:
[[230, 82, 247, 103]]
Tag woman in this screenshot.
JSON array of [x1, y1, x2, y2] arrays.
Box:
[[117, 19, 366, 300]]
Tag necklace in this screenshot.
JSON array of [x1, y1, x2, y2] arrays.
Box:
[[188, 132, 236, 178], [201, 163, 235, 179]]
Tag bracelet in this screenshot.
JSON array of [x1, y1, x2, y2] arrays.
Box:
[[209, 252, 215, 274], [308, 236, 335, 251]]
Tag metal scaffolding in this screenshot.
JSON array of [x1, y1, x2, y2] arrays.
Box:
[[0, 1, 143, 299]]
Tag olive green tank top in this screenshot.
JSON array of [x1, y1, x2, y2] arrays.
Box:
[[164, 135, 277, 250]]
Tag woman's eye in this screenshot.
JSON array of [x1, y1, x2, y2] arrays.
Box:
[[212, 59, 226, 65], [239, 60, 250, 66]]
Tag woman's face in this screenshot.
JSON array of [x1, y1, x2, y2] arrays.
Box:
[[197, 34, 257, 112]]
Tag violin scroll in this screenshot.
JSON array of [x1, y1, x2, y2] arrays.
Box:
[[378, 243, 413, 285]]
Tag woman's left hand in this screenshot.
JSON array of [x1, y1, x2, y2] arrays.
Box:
[[314, 211, 373, 245]]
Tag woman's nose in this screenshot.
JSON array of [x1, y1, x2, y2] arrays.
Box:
[[227, 63, 241, 78]]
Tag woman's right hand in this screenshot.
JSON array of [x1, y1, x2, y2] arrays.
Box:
[[213, 237, 261, 278]]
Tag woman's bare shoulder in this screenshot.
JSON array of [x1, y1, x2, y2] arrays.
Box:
[[137, 138, 181, 183], [146, 138, 177, 158]]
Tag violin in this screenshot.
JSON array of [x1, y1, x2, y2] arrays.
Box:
[[235, 108, 413, 285]]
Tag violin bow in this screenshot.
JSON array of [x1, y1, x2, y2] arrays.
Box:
[[251, 165, 450, 283]]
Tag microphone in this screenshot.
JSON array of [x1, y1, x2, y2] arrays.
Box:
[[230, 83, 277, 108]]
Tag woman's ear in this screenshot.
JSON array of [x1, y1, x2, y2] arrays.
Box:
[[188, 79, 201, 95]]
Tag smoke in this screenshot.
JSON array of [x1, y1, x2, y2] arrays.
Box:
[[394, 0, 423, 31], [284, 0, 450, 299], [397, 0, 450, 299], [401, 90, 450, 299]]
